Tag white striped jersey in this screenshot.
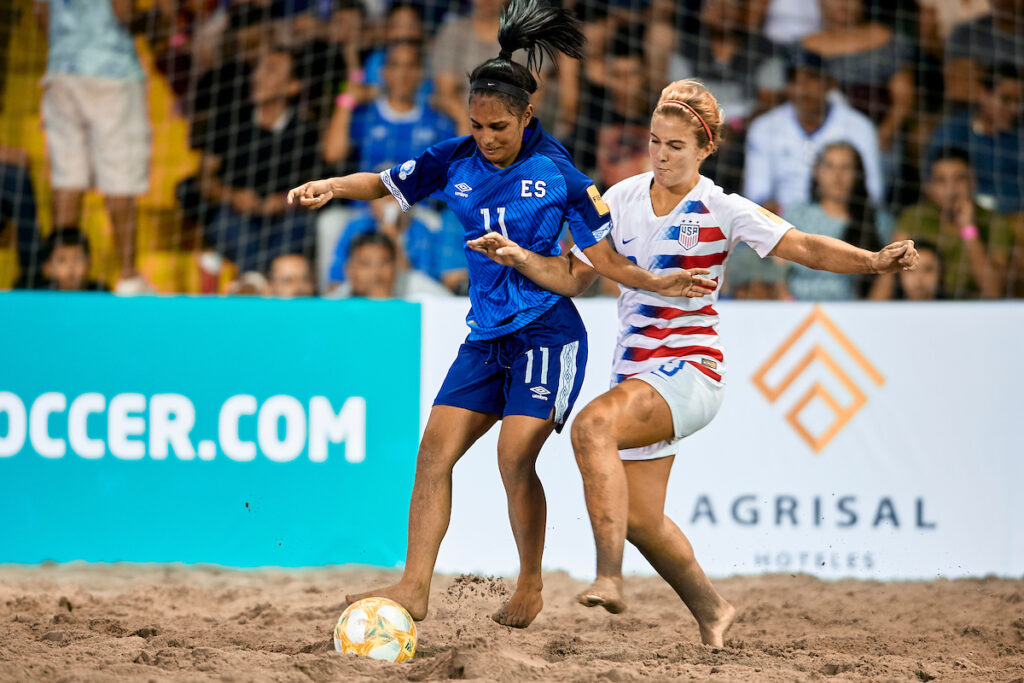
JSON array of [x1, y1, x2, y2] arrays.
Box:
[[575, 173, 793, 386]]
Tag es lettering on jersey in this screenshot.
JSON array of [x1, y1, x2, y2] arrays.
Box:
[[381, 119, 610, 340]]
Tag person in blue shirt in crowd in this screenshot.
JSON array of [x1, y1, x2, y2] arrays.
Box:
[[322, 39, 465, 290], [289, 0, 696, 629]]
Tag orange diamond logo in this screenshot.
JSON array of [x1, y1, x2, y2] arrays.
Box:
[[752, 306, 884, 453]]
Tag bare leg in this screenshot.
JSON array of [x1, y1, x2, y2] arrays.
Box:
[[490, 414, 555, 628], [52, 188, 83, 230], [105, 195, 139, 278], [570, 380, 675, 614], [624, 457, 736, 647], [344, 405, 497, 620]]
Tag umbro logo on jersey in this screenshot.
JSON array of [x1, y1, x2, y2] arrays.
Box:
[[530, 386, 551, 400], [454, 182, 473, 198]]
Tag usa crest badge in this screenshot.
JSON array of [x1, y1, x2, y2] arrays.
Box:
[[677, 221, 700, 250]]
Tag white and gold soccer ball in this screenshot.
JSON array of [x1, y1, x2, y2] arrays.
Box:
[[333, 597, 417, 662]]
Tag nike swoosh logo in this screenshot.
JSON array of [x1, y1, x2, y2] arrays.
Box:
[[622, 236, 639, 244]]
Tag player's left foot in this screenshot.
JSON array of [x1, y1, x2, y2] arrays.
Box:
[[490, 582, 543, 628], [576, 576, 626, 614], [699, 600, 737, 648], [343, 582, 428, 621]]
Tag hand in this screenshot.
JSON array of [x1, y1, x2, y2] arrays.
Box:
[[287, 179, 334, 210], [231, 188, 263, 215], [652, 268, 717, 298], [951, 196, 975, 230], [467, 232, 529, 268], [871, 239, 919, 273]]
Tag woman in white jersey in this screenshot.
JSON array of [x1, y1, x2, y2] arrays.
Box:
[[469, 78, 919, 646]]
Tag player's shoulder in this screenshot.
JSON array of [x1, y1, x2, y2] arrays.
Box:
[[428, 134, 476, 160], [605, 172, 653, 207]]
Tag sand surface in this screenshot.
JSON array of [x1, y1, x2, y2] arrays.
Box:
[[1, 564, 1022, 681]]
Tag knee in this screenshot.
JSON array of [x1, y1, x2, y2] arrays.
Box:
[[570, 405, 614, 453], [626, 509, 662, 547], [496, 448, 537, 484]]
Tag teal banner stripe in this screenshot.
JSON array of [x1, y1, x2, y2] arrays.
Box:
[[0, 293, 421, 568]]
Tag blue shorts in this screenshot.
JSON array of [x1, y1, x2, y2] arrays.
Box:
[[434, 298, 588, 432]]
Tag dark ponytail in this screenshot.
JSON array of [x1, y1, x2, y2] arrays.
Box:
[[469, 0, 585, 115]]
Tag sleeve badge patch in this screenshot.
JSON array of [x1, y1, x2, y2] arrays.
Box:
[[587, 185, 611, 216]]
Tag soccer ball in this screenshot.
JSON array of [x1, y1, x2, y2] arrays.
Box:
[[333, 597, 417, 662]]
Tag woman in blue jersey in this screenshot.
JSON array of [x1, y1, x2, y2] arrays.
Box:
[[288, 0, 697, 628]]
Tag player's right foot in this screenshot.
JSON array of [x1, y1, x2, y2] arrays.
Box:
[[698, 600, 737, 648], [576, 576, 626, 614], [344, 583, 428, 622]]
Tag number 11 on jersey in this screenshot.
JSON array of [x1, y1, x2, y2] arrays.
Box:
[[481, 207, 508, 237]]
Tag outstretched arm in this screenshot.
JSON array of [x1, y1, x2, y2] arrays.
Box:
[[581, 239, 717, 297], [469, 233, 717, 298], [771, 229, 919, 274], [287, 172, 388, 210], [468, 232, 599, 297]]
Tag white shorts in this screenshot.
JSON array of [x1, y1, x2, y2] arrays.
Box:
[[41, 73, 151, 195], [618, 359, 725, 461]]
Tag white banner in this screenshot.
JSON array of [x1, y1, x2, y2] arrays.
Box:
[[422, 300, 1024, 580]]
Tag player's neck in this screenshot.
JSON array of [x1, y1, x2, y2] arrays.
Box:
[[650, 172, 701, 213]]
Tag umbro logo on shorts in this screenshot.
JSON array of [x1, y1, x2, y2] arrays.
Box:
[[530, 386, 550, 400]]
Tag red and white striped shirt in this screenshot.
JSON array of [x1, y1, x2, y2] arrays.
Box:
[[575, 173, 792, 386]]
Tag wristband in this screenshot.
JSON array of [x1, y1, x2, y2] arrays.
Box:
[[334, 92, 357, 111], [347, 69, 365, 85], [960, 224, 979, 240]]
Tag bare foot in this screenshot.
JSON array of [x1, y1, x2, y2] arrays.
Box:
[[576, 577, 626, 614], [344, 582, 428, 621], [491, 585, 543, 628], [698, 600, 737, 648]]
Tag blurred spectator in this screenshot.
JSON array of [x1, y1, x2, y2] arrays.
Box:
[[199, 46, 322, 274], [328, 232, 452, 298], [747, 0, 822, 47], [785, 142, 889, 300], [660, 0, 786, 193], [573, 23, 652, 187], [35, 0, 150, 289], [326, 196, 463, 291], [190, 3, 270, 150], [226, 270, 268, 296], [802, 0, 914, 152], [744, 49, 883, 214], [893, 238, 947, 299], [667, 0, 785, 123], [362, 3, 432, 104], [944, 0, 1024, 107], [0, 150, 43, 286], [267, 253, 315, 297], [431, 0, 519, 134], [723, 243, 789, 299], [322, 41, 455, 172], [926, 63, 1024, 215], [17, 228, 107, 292], [883, 148, 1011, 298], [293, 0, 365, 123]]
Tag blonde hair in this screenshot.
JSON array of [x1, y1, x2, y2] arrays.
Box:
[[654, 79, 724, 153]]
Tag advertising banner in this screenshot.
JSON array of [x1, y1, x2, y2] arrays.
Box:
[[426, 299, 1023, 580], [0, 293, 421, 568]]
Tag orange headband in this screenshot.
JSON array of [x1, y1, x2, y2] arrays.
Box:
[[662, 99, 713, 145]]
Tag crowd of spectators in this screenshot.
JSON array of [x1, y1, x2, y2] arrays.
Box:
[[2, 0, 1023, 301]]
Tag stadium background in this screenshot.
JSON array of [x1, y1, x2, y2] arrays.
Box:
[[0, 1, 1023, 680]]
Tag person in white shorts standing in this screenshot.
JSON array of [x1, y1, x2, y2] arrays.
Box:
[[469, 78, 920, 647], [36, 0, 150, 289]]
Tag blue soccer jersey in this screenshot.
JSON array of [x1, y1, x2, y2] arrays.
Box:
[[380, 118, 612, 340], [351, 99, 455, 173]]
